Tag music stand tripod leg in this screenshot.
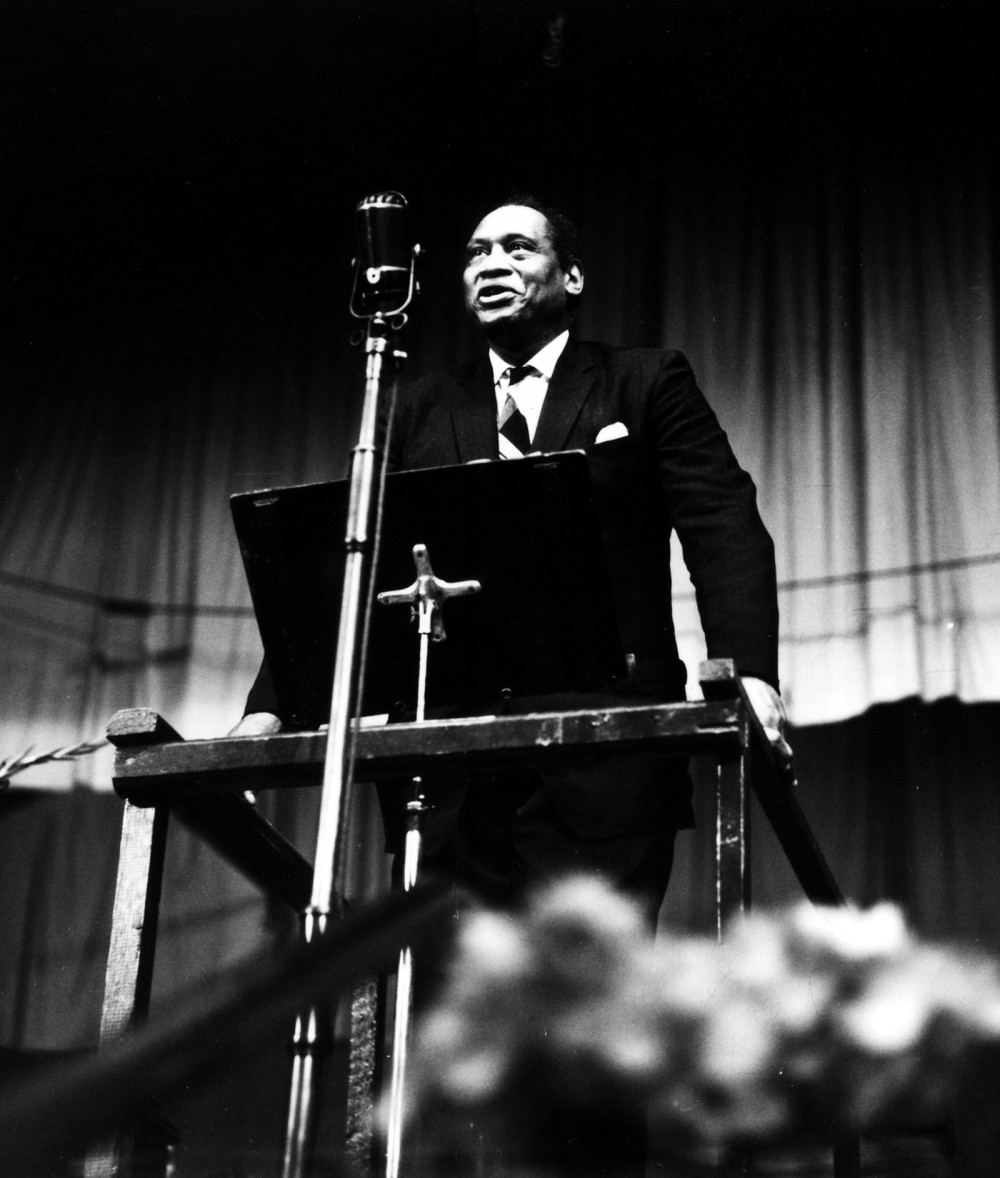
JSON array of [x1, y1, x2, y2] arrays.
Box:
[[377, 544, 480, 1178]]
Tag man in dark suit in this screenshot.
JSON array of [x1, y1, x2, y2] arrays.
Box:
[[373, 197, 785, 918], [242, 195, 786, 919]]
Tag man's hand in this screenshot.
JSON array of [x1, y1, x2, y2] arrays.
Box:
[[741, 676, 794, 779], [226, 712, 284, 737]]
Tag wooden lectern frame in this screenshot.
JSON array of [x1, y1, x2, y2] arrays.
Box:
[[87, 658, 850, 1178]]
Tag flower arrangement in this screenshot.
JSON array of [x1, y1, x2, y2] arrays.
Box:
[[406, 876, 1000, 1149]]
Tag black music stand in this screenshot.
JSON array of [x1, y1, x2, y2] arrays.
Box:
[[231, 450, 628, 729]]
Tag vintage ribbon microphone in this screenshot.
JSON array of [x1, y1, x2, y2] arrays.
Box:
[[283, 192, 419, 1178]]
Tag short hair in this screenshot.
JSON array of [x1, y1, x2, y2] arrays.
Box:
[[494, 192, 583, 272]]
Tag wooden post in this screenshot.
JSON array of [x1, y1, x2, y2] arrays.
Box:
[[84, 800, 169, 1178], [714, 751, 750, 940], [701, 661, 858, 1178], [97, 801, 169, 1040], [700, 659, 845, 909], [84, 712, 179, 1178], [700, 661, 752, 938]]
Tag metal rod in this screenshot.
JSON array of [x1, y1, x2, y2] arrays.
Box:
[[416, 630, 429, 725], [376, 545, 480, 1178], [384, 624, 428, 1178], [282, 321, 392, 1178], [384, 791, 426, 1178], [312, 329, 387, 916]]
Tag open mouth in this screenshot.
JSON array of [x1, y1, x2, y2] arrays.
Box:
[[477, 285, 518, 307]]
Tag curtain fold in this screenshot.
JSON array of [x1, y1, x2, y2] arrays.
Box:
[[569, 153, 1000, 723]]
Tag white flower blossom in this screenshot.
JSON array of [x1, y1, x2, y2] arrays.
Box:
[[789, 901, 910, 964]]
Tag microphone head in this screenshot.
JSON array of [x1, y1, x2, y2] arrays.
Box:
[[353, 191, 414, 316]]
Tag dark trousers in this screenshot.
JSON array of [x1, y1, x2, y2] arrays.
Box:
[[404, 767, 678, 920], [398, 769, 678, 1178]]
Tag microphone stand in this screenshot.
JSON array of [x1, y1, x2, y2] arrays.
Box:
[[283, 252, 415, 1178]]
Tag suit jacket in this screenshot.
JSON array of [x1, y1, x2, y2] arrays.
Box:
[[387, 339, 778, 697]]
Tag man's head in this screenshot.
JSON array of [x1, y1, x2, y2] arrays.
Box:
[[463, 199, 584, 363]]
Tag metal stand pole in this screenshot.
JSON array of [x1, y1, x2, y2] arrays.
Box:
[[283, 318, 395, 1178], [280, 190, 419, 1178], [383, 789, 425, 1178], [312, 326, 388, 914], [283, 910, 331, 1178]]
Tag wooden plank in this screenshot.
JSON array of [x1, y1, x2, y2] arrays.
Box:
[[747, 755, 846, 907], [85, 800, 169, 1177], [107, 707, 184, 746], [172, 794, 313, 910], [112, 701, 743, 803], [345, 978, 379, 1172], [96, 801, 168, 1041]]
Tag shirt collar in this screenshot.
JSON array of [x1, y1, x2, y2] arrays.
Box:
[[489, 330, 570, 385]]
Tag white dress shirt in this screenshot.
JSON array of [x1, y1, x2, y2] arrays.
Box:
[[489, 330, 570, 444]]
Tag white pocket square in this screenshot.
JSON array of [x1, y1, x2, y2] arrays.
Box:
[[595, 422, 629, 443]]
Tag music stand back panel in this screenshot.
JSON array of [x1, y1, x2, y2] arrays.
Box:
[[231, 451, 627, 729]]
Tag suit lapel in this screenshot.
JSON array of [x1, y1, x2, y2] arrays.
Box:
[[450, 358, 499, 462], [447, 341, 598, 461], [533, 340, 598, 453]]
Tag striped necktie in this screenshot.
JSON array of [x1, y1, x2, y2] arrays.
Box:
[[498, 365, 534, 456]]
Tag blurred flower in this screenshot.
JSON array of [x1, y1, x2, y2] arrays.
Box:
[[403, 876, 1000, 1148], [789, 900, 911, 964]]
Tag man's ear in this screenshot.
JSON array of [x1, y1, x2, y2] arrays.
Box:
[[564, 262, 584, 296]]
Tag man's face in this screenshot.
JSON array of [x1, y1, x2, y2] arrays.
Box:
[[462, 206, 583, 346]]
